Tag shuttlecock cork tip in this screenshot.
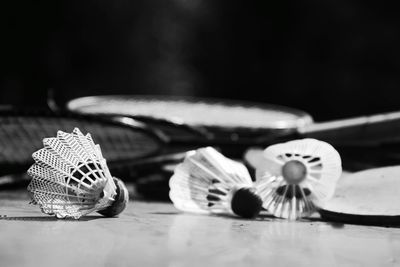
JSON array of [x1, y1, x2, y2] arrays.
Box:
[[282, 160, 307, 184], [98, 178, 129, 217], [231, 187, 263, 219]]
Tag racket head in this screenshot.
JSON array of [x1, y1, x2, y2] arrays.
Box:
[[0, 107, 164, 176], [67, 95, 314, 145], [319, 166, 400, 226]]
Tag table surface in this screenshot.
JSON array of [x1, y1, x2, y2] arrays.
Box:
[[1, 192, 400, 267]]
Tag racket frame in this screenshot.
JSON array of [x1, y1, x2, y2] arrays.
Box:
[[67, 95, 314, 146]]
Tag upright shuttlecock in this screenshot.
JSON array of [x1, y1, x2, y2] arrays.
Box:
[[27, 128, 129, 219], [255, 139, 342, 220], [169, 147, 263, 218]]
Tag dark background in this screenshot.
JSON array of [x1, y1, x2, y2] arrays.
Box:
[[1, 1, 400, 121]]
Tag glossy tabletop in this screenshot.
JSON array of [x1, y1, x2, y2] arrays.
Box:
[[1, 191, 399, 267]]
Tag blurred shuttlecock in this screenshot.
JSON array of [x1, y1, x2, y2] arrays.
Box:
[[169, 147, 262, 219], [255, 139, 342, 220], [27, 128, 129, 219]]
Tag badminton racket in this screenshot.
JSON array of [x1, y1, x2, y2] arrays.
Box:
[[67, 95, 400, 148], [0, 106, 179, 178]]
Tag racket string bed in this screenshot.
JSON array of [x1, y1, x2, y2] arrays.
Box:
[[66, 95, 313, 147], [0, 110, 164, 179]]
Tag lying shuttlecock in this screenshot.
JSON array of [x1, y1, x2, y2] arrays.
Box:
[[255, 139, 342, 220], [169, 147, 263, 218], [27, 128, 129, 219]]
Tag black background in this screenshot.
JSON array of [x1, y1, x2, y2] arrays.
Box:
[[1, 1, 400, 121]]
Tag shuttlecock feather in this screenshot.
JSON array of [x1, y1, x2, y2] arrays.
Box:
[[255, 139, 342, 220], [27, 128, 129, 219], [169, 147, 263, 218]]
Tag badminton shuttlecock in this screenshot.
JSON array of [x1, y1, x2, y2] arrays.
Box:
[[27, 128, 129, 219], [255, 139, 342, 220], [169, 147, 263, 218]]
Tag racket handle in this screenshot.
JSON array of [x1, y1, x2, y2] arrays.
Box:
[[298, 111, 400, 146]]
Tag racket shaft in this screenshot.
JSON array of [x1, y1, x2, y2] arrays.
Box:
[[299, 111, 400, 145]]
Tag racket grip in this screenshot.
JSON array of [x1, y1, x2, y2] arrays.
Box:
[[298, 111, 400, 146]]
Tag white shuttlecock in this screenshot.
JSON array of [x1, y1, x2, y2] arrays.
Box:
[[169, 147, 263, 218], [255, 139, 342, 220], [27, 128, 129, 219]]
